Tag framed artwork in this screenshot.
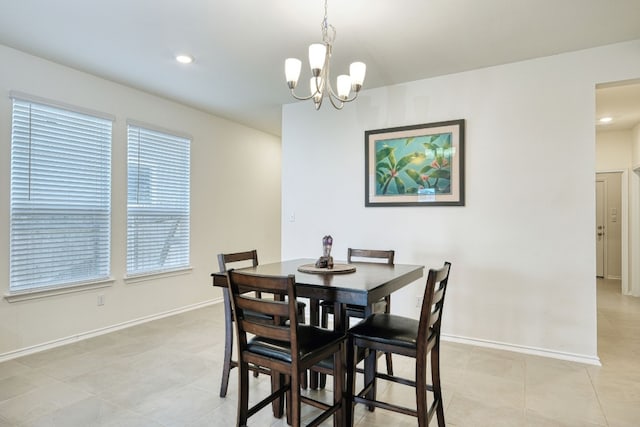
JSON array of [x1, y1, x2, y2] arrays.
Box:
[[365, 119, 465, 207]]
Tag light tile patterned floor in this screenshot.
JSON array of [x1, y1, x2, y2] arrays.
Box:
[[0, 278, 638, 426]]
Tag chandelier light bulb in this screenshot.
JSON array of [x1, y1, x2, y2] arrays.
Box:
[[349, 62, 366, 90], [285, 58, 302, 88], [337, 75, 351, 99], [308, 44, 327, 76]]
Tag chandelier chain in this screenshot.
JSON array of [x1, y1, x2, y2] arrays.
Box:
[[321, 0, 336, 46]]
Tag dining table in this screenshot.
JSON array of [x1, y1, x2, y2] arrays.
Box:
[[211, 257, 424, 425]]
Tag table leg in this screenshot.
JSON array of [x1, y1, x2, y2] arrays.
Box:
[[309, 298, 320, 389], [364, 304, 377, 412], [333, 302, 348, 426]]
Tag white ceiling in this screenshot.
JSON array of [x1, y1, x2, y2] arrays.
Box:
[[1, 0, 639, 136]]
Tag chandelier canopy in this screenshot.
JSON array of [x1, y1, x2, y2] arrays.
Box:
[[284, 0, 366, 110]]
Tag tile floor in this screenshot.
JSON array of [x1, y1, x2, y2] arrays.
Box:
[[0, 278, 638, 426]]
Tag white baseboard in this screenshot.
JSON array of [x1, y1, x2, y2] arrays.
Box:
[[2, 300, 602, 368], [0, 298, 223, 363], [442, 333, 602, 366]]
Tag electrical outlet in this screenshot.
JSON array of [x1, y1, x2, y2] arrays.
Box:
[[415, 296, 422, 308], [97, 295, 105, 306]]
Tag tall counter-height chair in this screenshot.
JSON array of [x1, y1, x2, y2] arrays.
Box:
[[320, 248, 395, 381], [227, 270, 345, 427], [217, 250, 307, 398], [347, 262, 451, 426]]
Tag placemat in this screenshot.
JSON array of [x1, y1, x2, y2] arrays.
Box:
[[297, 263, 356, 274]]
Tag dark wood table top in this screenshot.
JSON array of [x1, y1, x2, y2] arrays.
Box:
[[212, 258, 424, 307]]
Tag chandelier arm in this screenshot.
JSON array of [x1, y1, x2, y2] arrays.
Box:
[[335, 91, 360, 104], [327, 93, 345, 110], [326, 82, 359, 104], [314, 93, 323, 110], [323, 78, 344, 109], [289, 89, 318, 102]]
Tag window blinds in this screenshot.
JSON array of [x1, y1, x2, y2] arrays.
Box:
[[127, 125, 190, 275], [10, 98, 112, 292]]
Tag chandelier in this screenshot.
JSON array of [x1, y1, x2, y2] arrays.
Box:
[[284, 0, 366, 110]]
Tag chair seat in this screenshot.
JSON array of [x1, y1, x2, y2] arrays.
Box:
[[240, 301, 305, 323], [315, 345, 367, 371], [241, 300, 305, 316], [242, 309, 273, 321], [247, 325, 345, 364], [320, 299, 386, 317], [349, 313, 421, 350]]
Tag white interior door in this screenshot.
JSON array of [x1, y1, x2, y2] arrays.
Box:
[[596, 179, 606, 278]]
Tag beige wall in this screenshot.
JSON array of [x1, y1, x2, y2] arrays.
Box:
[[0, 45, 282, 359], [632, 123, 640, 168], [631, 123, 640, 296], [596, 130, 632, 170]]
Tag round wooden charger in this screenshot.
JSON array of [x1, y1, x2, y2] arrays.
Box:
[[297, 263, 356, 274]]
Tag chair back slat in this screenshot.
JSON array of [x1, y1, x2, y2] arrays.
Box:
[[428, 308, 441, 329], [218, 250, 261, 298], [218, 249, 259, 272], [418, 262, 451, 356], [239, 319, 292, 342], [348, 248, 395, 265], [227, 269, 299, 346], [432, 286, 445, 306], [235, 294, 290, 318]]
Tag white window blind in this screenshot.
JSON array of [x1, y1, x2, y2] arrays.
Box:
[[127, 125, 190, 275], [10, 97, 112, 292]]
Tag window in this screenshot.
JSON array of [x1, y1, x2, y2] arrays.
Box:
[[127, 124, 190, 275], [10, 95, 113, 292]]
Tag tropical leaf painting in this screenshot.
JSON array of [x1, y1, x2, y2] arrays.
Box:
[[375, 132, 454, 196]]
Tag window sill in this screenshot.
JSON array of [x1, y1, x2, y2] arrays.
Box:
[[4, 278, 115, 303], [124, 266, 193, 285]]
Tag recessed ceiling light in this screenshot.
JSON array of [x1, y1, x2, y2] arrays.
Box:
[[599, 117, 613, 123], [175, 54, 194, 64]]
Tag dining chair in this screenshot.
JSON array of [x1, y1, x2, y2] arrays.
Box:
[[226, 269, 346, 427], [319, 248, 395, 385], [217, 250, 307, 398], [346, 261, 451, 426]]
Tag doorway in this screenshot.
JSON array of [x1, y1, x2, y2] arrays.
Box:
[[595, 172, 622, 280], [595, 78, 640, 296]]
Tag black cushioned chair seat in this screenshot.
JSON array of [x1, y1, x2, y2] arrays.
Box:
[[349, 313, 422, 350], [241, 303, 306, 323], [320, 299, 387, 316], [242, 309, 273, 321], [315, 345, 367, 371], [247, 325, 345, 364]]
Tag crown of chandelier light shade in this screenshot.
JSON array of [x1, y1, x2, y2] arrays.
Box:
[[284, 0, 366, 110]]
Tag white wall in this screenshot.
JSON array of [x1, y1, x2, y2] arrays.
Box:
[[282, 39, 640, 363], [0, 45, 282, 358]]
